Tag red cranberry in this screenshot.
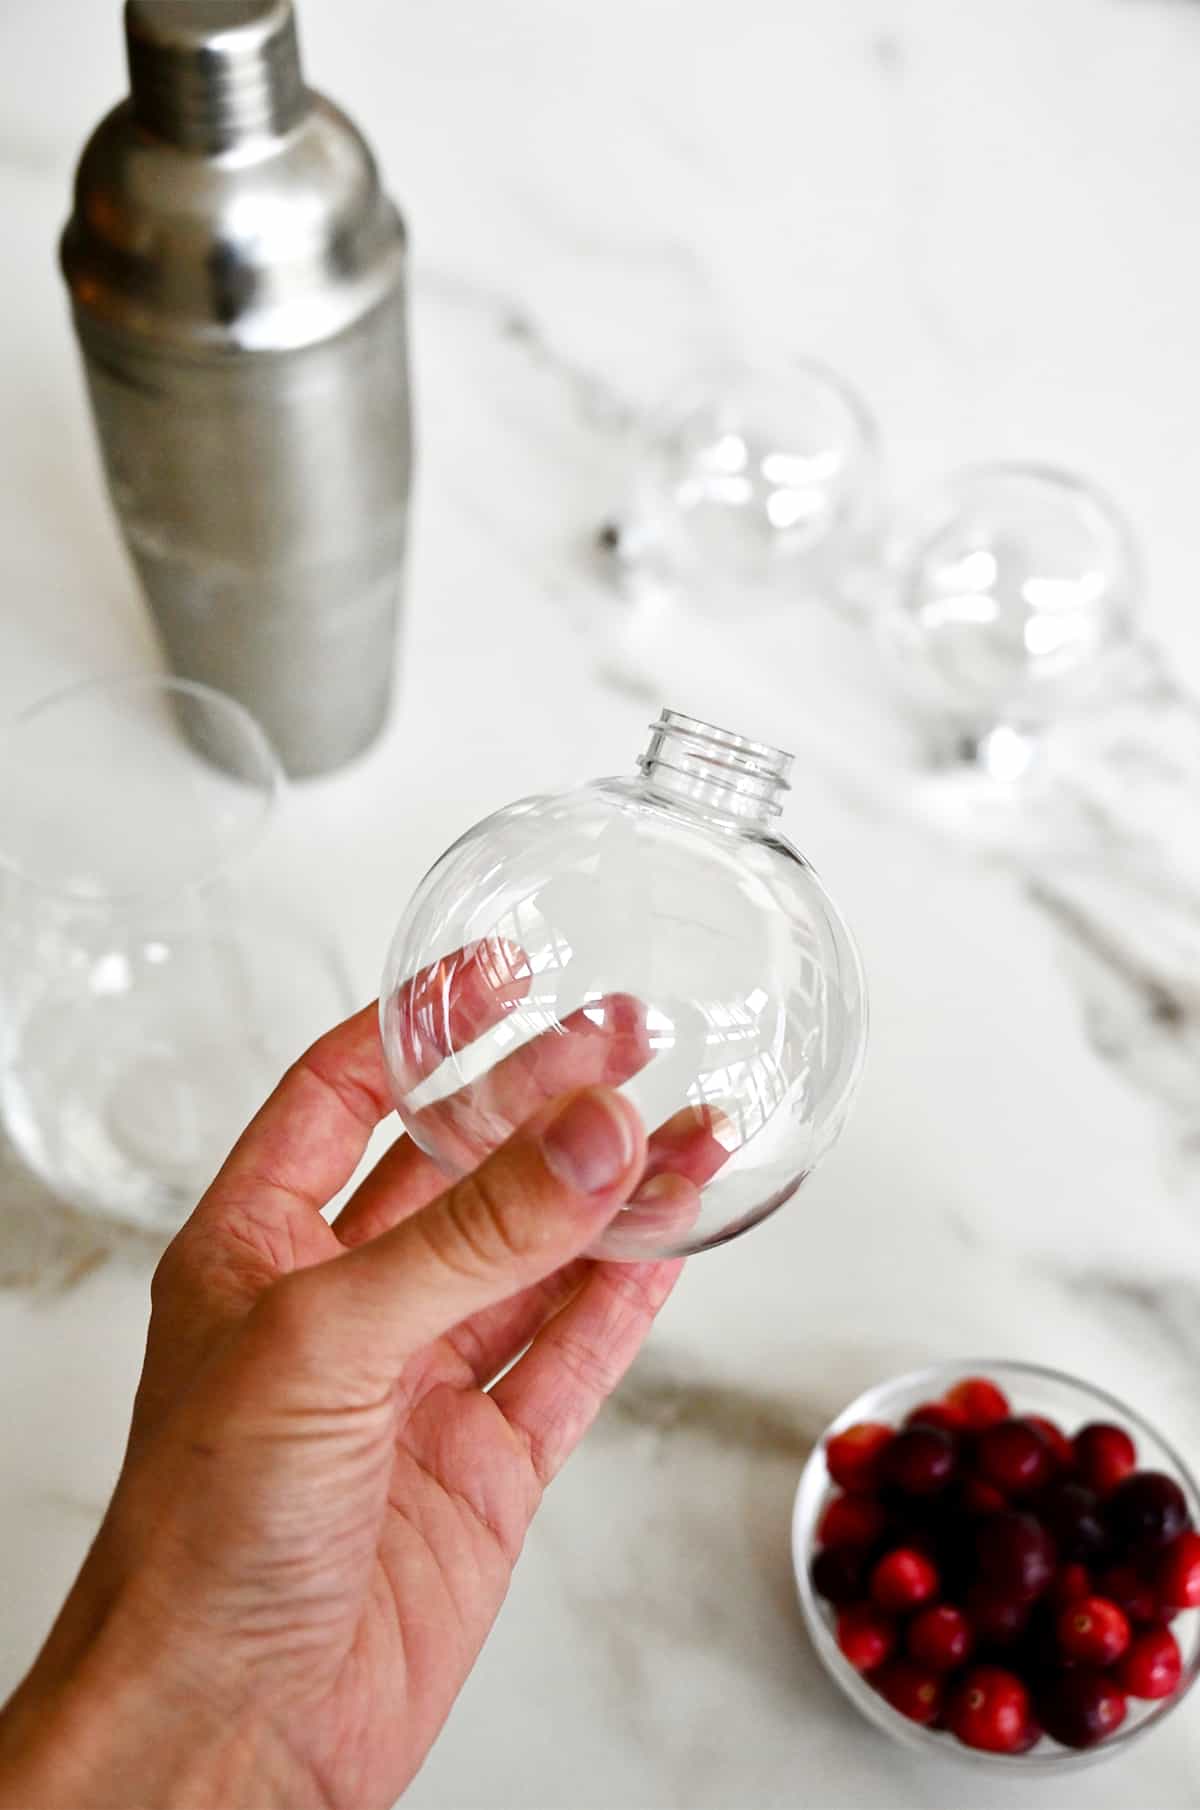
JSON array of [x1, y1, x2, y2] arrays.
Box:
[[1097, 1562, 1163, 1627], [1107, 1471, 1191, 1555], [1048, 1561, 1091, 1610], [905, 1400, 969, 1438], [946, 1666, 1031, 1753], [836, 1603, 895, 1673], [826, 1422, 894, 1494], [1024, 1415, 1075, 1472], [907, 1603, 972, 1672], [960, 1476, 1006, 1517], [1056, 1594, 1131, 1666], [1156, 1528, 1200, 1610], [976, 1419, 1056, 1497], [880, 1426, 957, 1498], [1036, 1669, 1127, 1749], [1118, 1626, 1183, 1700], [975, 1511, 1056, 1600], [1038, 1480, 1107, 1562], [871, 1547, 939, 1614], [811, 1545, 867, 1606], [818, 1493, 888, 1551], [875, 1659, 943, 1725], [1012, 1714, 1043, 1754], [1072, 1422, 1136, 1497], [966, 1581, 1031, 1647], [945, 1377, 1010, 1430]]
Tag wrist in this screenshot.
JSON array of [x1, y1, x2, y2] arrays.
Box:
[[0, 1610, 323, 1810]]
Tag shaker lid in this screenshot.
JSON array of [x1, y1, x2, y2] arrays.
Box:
[[125, 0, 306, 152]]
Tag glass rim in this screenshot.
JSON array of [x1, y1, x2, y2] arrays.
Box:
[[0, 671, 284, 907]]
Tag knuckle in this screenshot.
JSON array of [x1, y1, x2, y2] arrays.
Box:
[[427, 1164, 546, 1279]]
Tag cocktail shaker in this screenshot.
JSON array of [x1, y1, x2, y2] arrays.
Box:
[[60, 0, 412, 777]]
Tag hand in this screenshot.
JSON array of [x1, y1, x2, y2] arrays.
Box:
[[0, 950, 703, 1810]]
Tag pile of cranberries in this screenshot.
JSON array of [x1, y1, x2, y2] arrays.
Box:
[[810, 1376, 1199, 1754]]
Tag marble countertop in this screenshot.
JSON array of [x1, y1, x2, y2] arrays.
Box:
[[1, 1, 1199, 1804]]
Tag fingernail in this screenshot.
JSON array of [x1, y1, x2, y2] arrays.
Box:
[[630, 1173, 675, 1206], [540, 1089, 635, 1196]]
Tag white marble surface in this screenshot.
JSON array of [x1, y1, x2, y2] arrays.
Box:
[[1, 1, 1200, 1804]]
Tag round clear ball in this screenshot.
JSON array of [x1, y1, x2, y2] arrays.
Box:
[[883, 464, 1140, 744], [380, 719, 867, 1261], [625, 362, 879, 613]]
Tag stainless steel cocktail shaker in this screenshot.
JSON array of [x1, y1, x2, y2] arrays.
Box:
[[61, 0, 412, 777]]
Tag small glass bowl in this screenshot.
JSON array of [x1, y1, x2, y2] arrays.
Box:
[[792, 1360, 1200, 1773]]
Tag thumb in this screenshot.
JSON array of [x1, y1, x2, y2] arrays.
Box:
[[302, 1087, 646, 1380]]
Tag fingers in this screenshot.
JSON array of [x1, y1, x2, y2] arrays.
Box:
[[383, 937, 531, 1094], [333, 993, 652, 1248], [489, 1257, 684, 1485], [297, 1086, 648, 1386]]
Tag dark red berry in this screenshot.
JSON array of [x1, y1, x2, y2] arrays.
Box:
[[1024, 1415, 1075, 1472], [1118, 1626, 1183, 1700], [1107, 1471, 1191, 1555], [875, 1658, 943, 1725], [960, 1476, 1006, 1517], [811, 1545, 867, 1606], [1012, 1714, 1043, 1754], [1048, 1562, 1091, 1610], [976, 1511, 1056, 1600], [1039, 1479, 1107, 1562], [1056, 1594, 1131, 1666], [880, 1426, 957, 1498], [945, 1377, 1010, 1430], [966, 1581, 1031, 1647], [946, 1665, 1031, 1753], [818, 1493, 888, 1550], [907, 1603, 972, 1672], [871, 1547, 939, 1614], [1036, 1668, 1127, 1749], [1156, 1528, 1200, 1610], [1072, 1422, 1136, 1497], [976, 1419, 1056, 1497], [836, 1603, 895, 1673], [1097, 1563, 1163, 1627], [905, 1400, 969, 1438], [826, 1422, 894, 1494]]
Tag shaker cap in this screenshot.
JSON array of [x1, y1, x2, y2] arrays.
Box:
[[125, 0, 306, 152]]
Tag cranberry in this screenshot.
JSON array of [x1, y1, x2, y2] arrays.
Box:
[[1036, 1668, 1127, 1749], [870, 1547, 939, 1614], [1107, 1471, 1191, 1555], [905, 1400, 969, 1438], [875, 1659, 943, 1725], [966, 1581, 1031, 1647], [945, 1377, 1010, 1430], [1038, 1480, 1107, 1562], [1024, 1415, 1075, 1472], [959, 1476, 1006, 1517], [907, 1603, 972, 1671], [1156, 1528, 1200, 1610], [975, 1511, 1056, 1600], [836, 1603, 895, 1673], [818, 1493, 888, 1551], [810, 1545, 867, 1606], [1072, 1422, 1136, 1497], [1048, 1562, 1091, 1610], [946, 1666, 1031, 1753], [880, 1427, 957, 1498], [1097, 1562, 1163, 1627], [1056, 1594, 1131, 1666], [825, 1422, 894, 1494], [976, 1419, 1056, 1497], [1118, 1626, 1183, 1700], [1012, 1714, 1043, 1754]]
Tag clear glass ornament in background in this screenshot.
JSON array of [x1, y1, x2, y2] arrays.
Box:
[[599, 362, 881, 618], [0, 675, 350, 1231], [879, 464, 1141, 781], [380, 710, 867, 1261]]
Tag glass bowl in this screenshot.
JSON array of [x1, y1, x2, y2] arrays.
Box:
[[792, 1360, 1200, 1773]]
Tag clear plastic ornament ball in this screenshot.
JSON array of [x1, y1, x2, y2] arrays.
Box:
[[882, 464, 1139, 769], [612, 362, 879, 614], [380, 711, 867, 1261]]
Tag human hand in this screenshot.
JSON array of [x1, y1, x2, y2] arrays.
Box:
[[0, 949, 716, 1809]]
